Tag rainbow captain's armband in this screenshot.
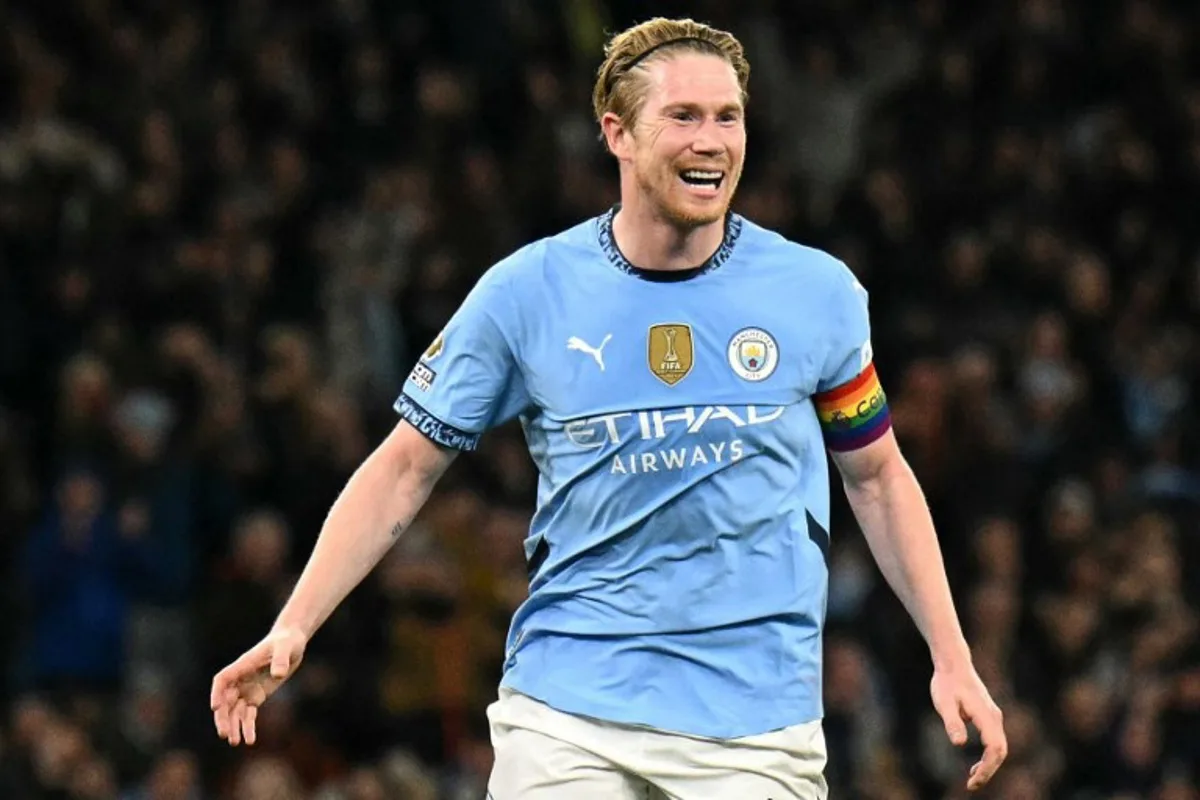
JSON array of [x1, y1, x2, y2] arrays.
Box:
[[814, 362, 892, 452]]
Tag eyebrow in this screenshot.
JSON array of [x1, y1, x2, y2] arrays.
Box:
[[661, 102, 744, 115]]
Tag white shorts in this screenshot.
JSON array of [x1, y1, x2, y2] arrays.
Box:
[[486, 688, 829, 800]]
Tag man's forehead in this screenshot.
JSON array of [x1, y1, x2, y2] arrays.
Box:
[[642, 53, 741, 106]]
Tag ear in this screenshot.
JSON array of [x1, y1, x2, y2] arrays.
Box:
[[601, 111, 633, 160]]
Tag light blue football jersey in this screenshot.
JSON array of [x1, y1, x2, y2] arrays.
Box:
[[396, 206, 891, 738]]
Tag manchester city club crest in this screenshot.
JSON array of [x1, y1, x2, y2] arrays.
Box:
[[727, 327, 779, 382]]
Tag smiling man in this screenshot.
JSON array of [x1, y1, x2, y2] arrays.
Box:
[[210, 17, 1007, 799]]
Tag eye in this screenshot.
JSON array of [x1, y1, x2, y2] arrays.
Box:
[[718, 111, 741, 124], [671, 110, 695, 122]]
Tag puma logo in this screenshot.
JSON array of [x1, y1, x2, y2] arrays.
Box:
[[567, 334, 612, 372]]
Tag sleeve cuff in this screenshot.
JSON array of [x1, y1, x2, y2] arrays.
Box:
[[394, 393, 481, 451]]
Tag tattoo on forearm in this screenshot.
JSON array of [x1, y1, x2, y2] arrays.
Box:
[[389, 521, 406, 539]]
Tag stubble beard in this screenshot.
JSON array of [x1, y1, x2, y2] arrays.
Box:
[[636, 162, 733, 230]]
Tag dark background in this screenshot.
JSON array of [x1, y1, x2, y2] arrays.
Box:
[[1, 0, 1198, 798]]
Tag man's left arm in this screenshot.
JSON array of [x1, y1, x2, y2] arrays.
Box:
[[813, 259, 1007, 790], [831, 429, 1008, 792]]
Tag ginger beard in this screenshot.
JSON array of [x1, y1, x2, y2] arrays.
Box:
[[632, 143, 744, 228]]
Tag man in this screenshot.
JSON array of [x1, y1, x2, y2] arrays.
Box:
[[211, 17, 1008, 798]]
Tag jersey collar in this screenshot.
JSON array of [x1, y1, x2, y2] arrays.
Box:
[[597, 204, 744, 282]]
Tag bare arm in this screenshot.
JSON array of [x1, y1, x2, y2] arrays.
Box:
[[831, 429, 968, 668], [211, 419, 457, 747], [832, 429, 1007, 791], [274, 419, 457, 639]]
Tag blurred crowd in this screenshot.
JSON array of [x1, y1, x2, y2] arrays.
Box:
[[0, 0, 1198, 798]]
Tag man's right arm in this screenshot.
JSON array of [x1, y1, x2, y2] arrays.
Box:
[[213, 259, 532, 747], [272, 419, 457, 641]]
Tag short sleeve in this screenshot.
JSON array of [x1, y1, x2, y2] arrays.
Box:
[[812, 265, 891, 452], [395, 268, 531, 451]]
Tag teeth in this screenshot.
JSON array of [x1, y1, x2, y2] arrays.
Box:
[[682, 170, 722, 180]]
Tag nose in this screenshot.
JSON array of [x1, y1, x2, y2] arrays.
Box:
[[690, 118, 726, 157]]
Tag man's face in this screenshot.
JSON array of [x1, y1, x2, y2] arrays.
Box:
[[615, 53, 746, 228]]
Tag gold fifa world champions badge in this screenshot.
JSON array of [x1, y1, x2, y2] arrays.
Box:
[[648, 323, 694, 386]]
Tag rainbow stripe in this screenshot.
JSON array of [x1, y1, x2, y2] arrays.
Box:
[[814, 363, 892, 452]]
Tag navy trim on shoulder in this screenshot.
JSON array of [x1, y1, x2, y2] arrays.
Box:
[[394, 393, 481, 451], [597, 204, 743, 280]]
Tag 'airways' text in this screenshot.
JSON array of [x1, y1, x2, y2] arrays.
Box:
[[610, 439, 745, 475]]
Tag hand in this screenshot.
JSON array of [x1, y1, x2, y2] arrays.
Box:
[[930, 663, 1008, 792], [210, 627, 307, 746]]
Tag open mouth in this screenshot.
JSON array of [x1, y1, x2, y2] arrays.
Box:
[[678, 169, 725, 191]]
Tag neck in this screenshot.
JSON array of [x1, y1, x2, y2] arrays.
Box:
[[611, 194, 726, 272]]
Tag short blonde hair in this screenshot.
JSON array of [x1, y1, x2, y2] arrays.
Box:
[[592, 17, 750, 130]]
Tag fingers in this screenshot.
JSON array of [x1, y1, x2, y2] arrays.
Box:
[[228, 699, 248, 747], [932, 671, 1008, 791], [211, 645, 268, 708], [212, 684, 266, 747], [967, 704, 1007, 792], [211, 665, 235, 712], [212, 673, 240, 744], [933, 690, 969, 747], [212, 687, 232, 741], [243, 704, 259, 746], [210, 635, 302, 746], [211, 642, 272, 745]]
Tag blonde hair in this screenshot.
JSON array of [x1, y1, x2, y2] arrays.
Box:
[[592, 17, 750, 130]]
